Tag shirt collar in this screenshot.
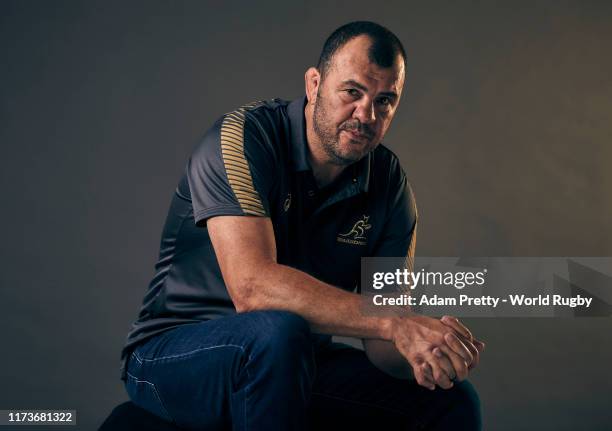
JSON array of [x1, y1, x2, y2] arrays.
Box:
[[287, 95, 371, 194]]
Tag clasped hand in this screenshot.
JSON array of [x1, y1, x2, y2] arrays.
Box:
[[391, 315, 485, 390]]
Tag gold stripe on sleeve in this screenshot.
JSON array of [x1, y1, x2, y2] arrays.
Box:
[[220, 101, 267, 216]]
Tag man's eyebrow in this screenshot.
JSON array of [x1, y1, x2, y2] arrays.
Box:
[[341, 79, 369, 92], [340, 79, 398, 99]]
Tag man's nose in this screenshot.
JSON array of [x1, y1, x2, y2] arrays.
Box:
[[354, 100, 376, 125]]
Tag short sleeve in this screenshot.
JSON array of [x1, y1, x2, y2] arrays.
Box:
[[187, 108, 275, 226], [372, 172, 418, 272]]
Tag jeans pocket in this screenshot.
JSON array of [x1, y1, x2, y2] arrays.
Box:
[[125, 372, 174, 423]]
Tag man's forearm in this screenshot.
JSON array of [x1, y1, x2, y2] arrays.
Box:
[[234, 261, 394, 341]]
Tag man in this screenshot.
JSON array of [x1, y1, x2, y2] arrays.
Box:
[[121, 21, 484, 430]]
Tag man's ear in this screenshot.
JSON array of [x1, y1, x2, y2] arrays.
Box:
[[304, 67, 321, 105]]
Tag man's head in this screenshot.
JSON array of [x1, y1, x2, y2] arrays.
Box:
[[305, 21, 406, 166]]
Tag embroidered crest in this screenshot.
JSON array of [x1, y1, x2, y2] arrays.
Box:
[[337, 215, 371, 246]]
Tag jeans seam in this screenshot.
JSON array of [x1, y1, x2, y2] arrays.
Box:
[[236, 353, 252, 431], [138, 344, 245, 363], [244, 361, 250, 431], [126, 371, 174, 424], [310, 391, 412, 417]]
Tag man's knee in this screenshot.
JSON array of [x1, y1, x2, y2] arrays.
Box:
[[247, 310, 311, 356], [242, 310, 315, 389], [443, 380, 482, 430], [250, 310, 310, 348]]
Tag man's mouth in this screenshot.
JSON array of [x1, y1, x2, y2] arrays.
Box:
[[342, 129, 369, 142]]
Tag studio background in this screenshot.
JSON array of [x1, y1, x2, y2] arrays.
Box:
[[1, 1, 611, 429]]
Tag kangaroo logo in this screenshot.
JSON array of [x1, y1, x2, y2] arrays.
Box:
[[338, 215, 372, 244]]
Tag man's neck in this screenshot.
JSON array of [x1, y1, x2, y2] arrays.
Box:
[[304, 103, 347, 188]]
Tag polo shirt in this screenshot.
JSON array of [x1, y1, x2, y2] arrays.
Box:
[[120, 96, 417, 379]]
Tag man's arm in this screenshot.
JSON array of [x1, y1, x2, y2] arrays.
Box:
[[208, 216, 388, 338], [208, 215, 475, 390]]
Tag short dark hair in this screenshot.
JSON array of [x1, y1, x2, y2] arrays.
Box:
[[316, 21, 407, 78]]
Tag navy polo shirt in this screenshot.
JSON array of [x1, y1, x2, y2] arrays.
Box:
[[121, 96, 417, 378]]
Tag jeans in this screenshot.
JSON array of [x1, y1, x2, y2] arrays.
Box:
[[125, 310, 481, 430]]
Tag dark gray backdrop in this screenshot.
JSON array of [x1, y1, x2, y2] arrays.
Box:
[[1, 1, 611, 429]]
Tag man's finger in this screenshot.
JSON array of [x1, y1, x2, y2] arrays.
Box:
[[421, 363, 436, 390], [433, 347, 456, 380], [444, 332, 473, 364], [467, 346, 479, 370], [441, 315, 473, 341], [408, 356, 436, 390], [440, 316, 486, 363], [425, 351, 453, 389], [459, 338, 480, 369], [437, 344, 469, 381], [473, 339, 486, 352], [413, 362, 435, 390]]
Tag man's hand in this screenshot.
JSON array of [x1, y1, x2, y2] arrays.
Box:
[[439, 315, 485, 370], [389, 315, 483, 390]]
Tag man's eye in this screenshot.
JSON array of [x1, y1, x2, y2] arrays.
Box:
[[346, 89, 360, 97], [377, 97, 391, 106]]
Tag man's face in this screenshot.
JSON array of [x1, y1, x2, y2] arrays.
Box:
[[312, 35, 405, 166]]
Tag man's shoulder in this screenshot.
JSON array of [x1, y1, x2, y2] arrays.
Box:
[[222, 98, 290, 128], [192, 98, 291, 160]]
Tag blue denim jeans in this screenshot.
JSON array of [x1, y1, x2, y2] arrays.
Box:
[[125, 310, 481, 430]]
